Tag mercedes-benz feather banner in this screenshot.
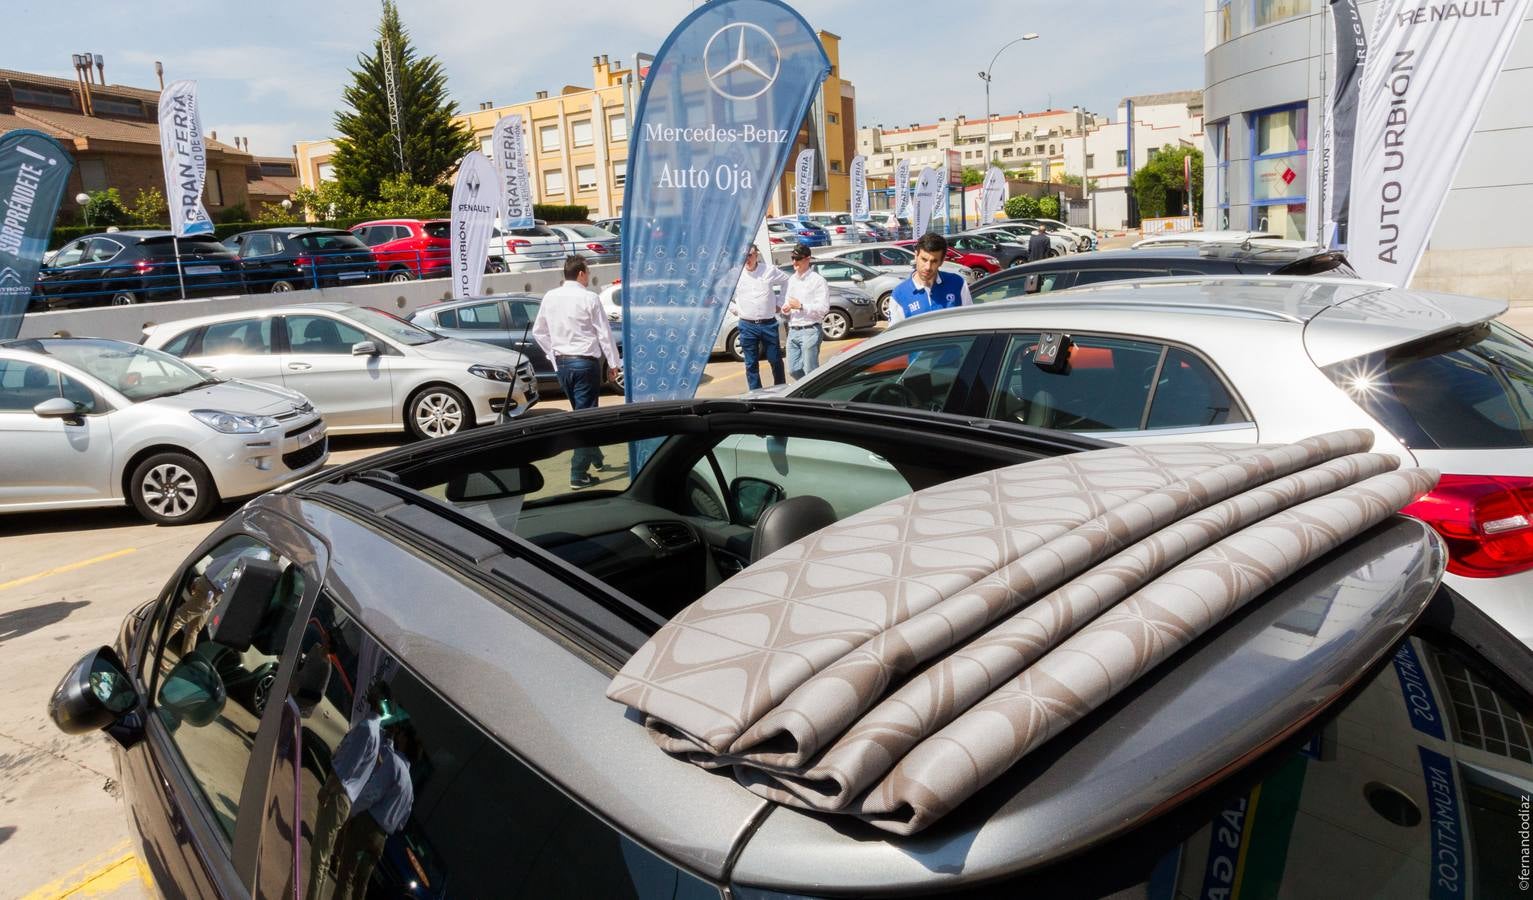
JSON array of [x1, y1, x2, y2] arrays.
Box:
[[450, 151, 498, 299], [0, 130, 72, 340], [158, 80, 214, 237], [493, 114, 534, 230], [621, 0, 830, 403], [1349, 0, 1529, 286]]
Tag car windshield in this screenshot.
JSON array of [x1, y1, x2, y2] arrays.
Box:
[[964, 234, 999, 250], [300, 232, 368, 252], [140, 236, 234, 258], [565, 224, 614, 239], [339, 307, 439, 346], [1326, 321, 1533, 449], [20, 338, 214, 401]]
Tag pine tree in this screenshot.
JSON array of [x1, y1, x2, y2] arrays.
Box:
[[331, 1, 475, 201]]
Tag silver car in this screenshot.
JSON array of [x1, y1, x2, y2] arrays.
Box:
[[0, 337, 327, 524], [550, 223, 621, 265], [488, 219, 566, 272], [141, 303, 537, 440]]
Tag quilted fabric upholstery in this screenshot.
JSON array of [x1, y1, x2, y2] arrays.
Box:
[[608, 430, 1439, 834]]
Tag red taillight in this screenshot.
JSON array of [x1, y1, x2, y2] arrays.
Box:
[[294, 255, 314, 269], [1402, 475, 1533, 577], [834, 226, 848, 233], [135, 259, 153, 273], [508, 238, 531, 253], [586, 242, 608, 253], [769, 236, 785, 244]]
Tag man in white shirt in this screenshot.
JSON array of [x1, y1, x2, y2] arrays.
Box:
[[782, 244, 831, 379], [733, 244, 791, 389], [532, 256, 623, 488]]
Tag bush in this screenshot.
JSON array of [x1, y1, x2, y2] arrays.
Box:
[[535, 204, 589, 222], [216, 204, 250, 224], [1037, 195, 1061, 220], [1004, 195, 1040, 219]]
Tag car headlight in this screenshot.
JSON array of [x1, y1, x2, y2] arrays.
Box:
[[191, 409, 279, 434], [469, 364, 515, 382], [844, 292, 872, 305]]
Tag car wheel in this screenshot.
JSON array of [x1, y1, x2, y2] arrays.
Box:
[[388, 269, 414, 283], [407, 385, 471, 440], [1007, 258, 1025, 269], [606, 363, 625, 394], [129, 452, 218, 525], [726, 328, 744, 362], [877, 292, 893, 321], [110, 291, 138, 306], [1049, 249, 1062, 258], [269, 280, 295, 293], [487, 258, 506, 274], [822, 310, 851, 341]]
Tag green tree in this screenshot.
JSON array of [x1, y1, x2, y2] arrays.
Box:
[[1004, 166, 1037, 182], [291, 181, 364, 222], [1132, 144, 1204, 219], [83, 188, 125, 226], [127, 187, 167, 226], [1004, 195, 1039, 219], [331, 0, 475, 201], [1037, 195, 1061, 219], [364, 174, 448, 218], [961, 165, 986, 187]]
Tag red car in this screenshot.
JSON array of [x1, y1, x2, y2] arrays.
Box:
[[350, 218, 452, 282], [893, 238, 1002, 274]]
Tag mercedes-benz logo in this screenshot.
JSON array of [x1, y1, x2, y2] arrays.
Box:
[[704, 22, 781, 101]]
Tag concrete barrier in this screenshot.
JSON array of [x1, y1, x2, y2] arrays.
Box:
[[19, 263, 624, 343]]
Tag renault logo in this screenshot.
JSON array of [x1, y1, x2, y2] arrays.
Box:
[[704, 22, 780, 101]]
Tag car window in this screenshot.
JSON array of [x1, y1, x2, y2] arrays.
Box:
[[989, 333, 1162, 431], [200, 318, 274, 357], [423, 222, 450, 240], [816, 262, 856, 281], [150, 534, 308, 842], [1146, 347, 1250, 429], [51, 241, 86, 268], [1070, 268, 1169, 287], [285, 315, 370, 355], [1326, 322, 1533, 450], [972, 272, 1071, 304], [796, 334, 981, 413], [301, 232, 368, 252], [242, 234, 275, 257], [0, 358, 62, 411], [454, 301, 505, 330], [690, 433, 912, 525], [507, 299, 537, 330], [874, 248, 913, 267], [281, 589, 719, 898], [159, 327, 202, 358], [86, 238, 123, 263]]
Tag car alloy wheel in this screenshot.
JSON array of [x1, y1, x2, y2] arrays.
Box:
[[388, 269, 414, 283], [251, 669, 276, 715], [727, 329, 744, 362], [408, 386, 470, 439], [270, 280, 295, 293], [487, 258, 506, 274], [822, 310, 851, 341], [878, 293, 893, 321], [129, 452, 217, 525], [110, 291, 138, 306]]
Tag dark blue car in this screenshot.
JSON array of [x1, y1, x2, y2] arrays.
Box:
[[767, 217, 830, 248]]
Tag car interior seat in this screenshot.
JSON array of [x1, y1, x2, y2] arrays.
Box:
[[301, 318, 343, 354], [19, 365, 57, 408], [750, 495, 838, 563]]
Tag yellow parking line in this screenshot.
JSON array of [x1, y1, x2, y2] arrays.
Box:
[[20, 846, 149, 900], [0, 549, 137, 593]]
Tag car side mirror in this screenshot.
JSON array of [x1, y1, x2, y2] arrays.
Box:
[[49, 646, 139, 735], [157, 654, 227, 729], [351, 341, 380, 357], [33, 396, 83, 424], [731, 477, 786, 527], [852, 275, 865, 284]]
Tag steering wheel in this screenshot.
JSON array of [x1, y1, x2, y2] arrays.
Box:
[[852, 381, 922, 409]]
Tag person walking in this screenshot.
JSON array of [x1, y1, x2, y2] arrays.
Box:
[[532, 256, 622, 488], [783, 244, 830, 379], [1027, 225, 1053, 262], [888, 232, 972, 324], [733, 243, 790, 389]]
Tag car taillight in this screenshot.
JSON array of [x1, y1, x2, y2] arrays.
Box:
[[294, 255, 314, 269], [834, 226, 847, 233], [135, 259, 153, 273], [586, 243, 608, 253], [1402, 475, 1533, 577], [770, 236, 785, 244], [508, 239, 531, 253]]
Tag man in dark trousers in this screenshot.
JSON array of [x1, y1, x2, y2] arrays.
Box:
[[1027, 226, 1053, 262], [532, 256, 623, 488]]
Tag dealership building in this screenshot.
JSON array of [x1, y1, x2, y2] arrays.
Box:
[[1202, 0, 1533, 301]]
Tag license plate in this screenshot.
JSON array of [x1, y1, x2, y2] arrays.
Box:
[[185, 265, 220, 276]]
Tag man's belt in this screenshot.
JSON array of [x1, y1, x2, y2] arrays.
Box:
[[741, 317, 777, 325], [556, 353, 599, 361], [789, 323, 820, 330]]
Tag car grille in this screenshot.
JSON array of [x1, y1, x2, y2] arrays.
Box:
[[285, 419, 321, 439], [283, 436, 327, 471]]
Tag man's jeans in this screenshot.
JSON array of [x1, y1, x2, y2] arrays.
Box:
[[786, 325, 822, 380], [555, 356, 604, 480], [739, 318, 785, 390]]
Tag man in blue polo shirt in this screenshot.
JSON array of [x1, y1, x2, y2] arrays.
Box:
[[888, 232, 972, 323]]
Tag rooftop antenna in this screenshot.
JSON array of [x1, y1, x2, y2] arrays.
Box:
[[380, 0, 408, 175]]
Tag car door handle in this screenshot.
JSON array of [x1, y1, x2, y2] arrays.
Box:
[[287, 362, 312, 371]]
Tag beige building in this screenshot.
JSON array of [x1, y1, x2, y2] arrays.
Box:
[[297, 32, 855, 221]]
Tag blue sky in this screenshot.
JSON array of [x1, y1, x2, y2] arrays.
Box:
[[5, 1, 1204, 157]]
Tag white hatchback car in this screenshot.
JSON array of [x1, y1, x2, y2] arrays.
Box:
[[0, 337, 327, 524], [142, 303, 537, 439], [786, 276, 1533, 644]]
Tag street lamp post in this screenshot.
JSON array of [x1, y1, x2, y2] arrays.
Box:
[[979, 33, 1039, 175], [75, 192, 91, 228]]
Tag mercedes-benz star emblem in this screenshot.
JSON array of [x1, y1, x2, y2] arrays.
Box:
[[704, 22, 781, 101]]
